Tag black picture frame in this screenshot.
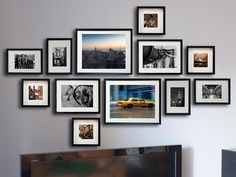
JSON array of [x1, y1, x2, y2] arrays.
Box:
[[164, 79, 191, 115], [194, 78, 231, 104], [137, 6, 166, 35], [186, 46, 215, 74]]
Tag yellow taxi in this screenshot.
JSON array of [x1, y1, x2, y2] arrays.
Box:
[[116, 98, 155, 108]]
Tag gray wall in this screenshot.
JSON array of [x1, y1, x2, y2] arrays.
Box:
[[0, 0, 235, 177]]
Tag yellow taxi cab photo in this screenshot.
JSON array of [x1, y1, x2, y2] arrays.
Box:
[[116, 98, 155, 108]]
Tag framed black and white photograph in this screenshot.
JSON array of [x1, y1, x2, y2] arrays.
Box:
[[137, 6, 165, 35], [165, 79, 191, 115], [194, 79, 231, 104], [22, 79, 50, 107], [72, 118, 100, 146], [7, 49, 43, 74], [55, 79, 100, 113], [76, 29, 132, 74], [138, 40, 183, 74], [46, 38, 72, 74], [104, 79, 161, 124], [187, 46, 215, 74]]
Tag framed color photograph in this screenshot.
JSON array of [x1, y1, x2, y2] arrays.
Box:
[[7, 49, 43, 74], [137, 6, 165, 35], [72, 118, 100, 146], [138, 40, 183, 74], [46, 38, 72, 74], [194, 78, 231, 104], [76, 29, 132, 74], [22, 79, 50, 107], [165, 79, 191, 115], [187, 46, 215, 74], [104, 79, 161, 124], [55, 79, 100, 113]]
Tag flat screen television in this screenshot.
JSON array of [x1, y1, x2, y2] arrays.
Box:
[[21, 145, 182, 177]]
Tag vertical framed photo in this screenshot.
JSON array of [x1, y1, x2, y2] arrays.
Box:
[[137, 6, 165, 35], [165, 79, 191, 115], [22, 79, 50, 107], [194, 78, 231, 104], [72, 118, 100, 146], [7, 49, 43, 74], [138, 40, 183, 74], [76, 29, 132, 74], [55, 79, 100, 113], [104, 79, 161, 124], [187, 46, 215, 74], [46, 38, 72, 74]]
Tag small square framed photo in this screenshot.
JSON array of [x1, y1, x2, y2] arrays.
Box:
[[76, 28, 132, 74], [22, 79, 50, 107], [46, 38, 72, 74], [104, 79, 161, 124], [187, 46, 215, 74], [137, 6, 165, 35], [138, 40, 183, 74], [72, 118, 100, 146], [55, 79, 100, 113], [7, 49, 43, 74], [194, 78, 231, 104], [165, 79, 191, 115]]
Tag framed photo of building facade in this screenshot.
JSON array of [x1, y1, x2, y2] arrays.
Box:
[[165, 79, 191, 115], [7, 49, 43, 74], [22, 79, 50, 107], [72, 118, 100, 146], [187, 46, 215, 74], [104, 79, 161, 124], [137, 6, 165, 35], [138, 40, 183, 74], [76, 29, 132, 74], [46, 38, 72, 74], [194, 78, 231, 104], [55, 79, 100, 113]]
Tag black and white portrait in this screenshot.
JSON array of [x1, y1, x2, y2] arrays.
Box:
[[52, 47, 67, 67], [79, 124, 94, 139], [15, 54, 35, 69], [171, 87, 185, 107], [144, 14, 158, 28], [202, 84, 222, 99]]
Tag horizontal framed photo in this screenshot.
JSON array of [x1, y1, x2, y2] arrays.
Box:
[[7, 48, 43, 74], [194, 78, 231, 104], [138, 40, 183, 74], [76, 29, 132, 74], [22, 79, 50, 107], [55, 79, 100, 113], [72, 118, 100, 146], [46, 38, 72, 74], [104, 79, 161, 124], [137, 6, 166, 35], [187, 46, 215, 74], [165, 79, 191, 115]]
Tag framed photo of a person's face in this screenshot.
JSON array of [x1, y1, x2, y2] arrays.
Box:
[[72, 118, 100, 146], [46, 38, 72, 74], [55, 79, 100, 113], [194, 78, 231, 104], [165, 79, 191, 115], [137, 6, 165, 35]]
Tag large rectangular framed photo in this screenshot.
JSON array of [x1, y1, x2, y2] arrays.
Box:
[[55, 79, 100, 113], [76, 29, 132, 74], [194, 78, 231, 104], [104, 79, 161, 124]]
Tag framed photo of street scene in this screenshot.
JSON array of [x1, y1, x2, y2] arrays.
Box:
[[138, 40, 183, 74], [104, 79, 161, 124], [7, 48, 43, 74], [76, 29, 132, 74], [194, 78, 231, 104], [165, 79, 191, 115], [187, 46, 215, 74], [137, 6, 165, 35], [22, 79, 50, 107], [55, 79, 100, 113], [72, 118, 100, 146], [46, 38, 72, 74]]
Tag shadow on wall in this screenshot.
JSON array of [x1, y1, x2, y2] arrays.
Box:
[[182, 147, 194, 177]]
